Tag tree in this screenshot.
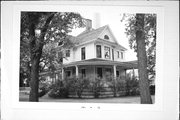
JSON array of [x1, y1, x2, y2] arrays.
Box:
[[121, 13, 156, 104], [122, 13, 156, 81], [135, 14, 152, 104], [21, 12, 84, 101]]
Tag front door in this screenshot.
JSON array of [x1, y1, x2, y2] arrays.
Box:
[[97, 67, 103, 78]]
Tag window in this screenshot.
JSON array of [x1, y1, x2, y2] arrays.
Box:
[[116, 71, 120, 77], [81, 47, 86, 60], [121, 52, 124, 59], [104, 35, 109, 40], [96, 45, 101, 58], [81, 69, 86, 78], [112, 49, 114, 61], [117, 51, 120, 58], [97, 68, 103, 78], [65, 50, 70, 57], [104, 46, 110, 59]]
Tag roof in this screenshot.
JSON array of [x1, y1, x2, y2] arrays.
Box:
[[69, 25, 108, 45], [63, 58, 138, 69], [68, 25, 127, 50]]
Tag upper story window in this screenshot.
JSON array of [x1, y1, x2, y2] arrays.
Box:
[[120, 51, 124, 59], [65, 50, 70, 57], [96, 45, 102, 58], [104, 46, 110, 59], [104, 35, 109, 40], [81, 47, 86, 60], [117, 51, 120, 58]]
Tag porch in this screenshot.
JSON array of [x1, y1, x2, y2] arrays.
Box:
[[62, 58, 138, 80]]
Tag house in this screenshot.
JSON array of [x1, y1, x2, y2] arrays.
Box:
[[61, 19, 137, 81]]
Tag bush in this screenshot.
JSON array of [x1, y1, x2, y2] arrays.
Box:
[[125, 76, 139, 96], [90, 77, 106, 98], [116, 78, 126, 91], [38, 81, 51, 97], [48, 80, 69, 98], [73, 77, 90, 98]]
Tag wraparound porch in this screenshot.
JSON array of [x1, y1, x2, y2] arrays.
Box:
[[62, 58, 137, 80]]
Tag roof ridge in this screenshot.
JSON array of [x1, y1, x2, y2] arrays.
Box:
[[76, 25, 108, 38]]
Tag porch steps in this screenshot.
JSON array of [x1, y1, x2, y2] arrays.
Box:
[[68, 90, 126, 98]]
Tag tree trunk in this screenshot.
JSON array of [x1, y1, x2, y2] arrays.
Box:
[[29, 55, 41, 102], [136, 14, 152, 104]]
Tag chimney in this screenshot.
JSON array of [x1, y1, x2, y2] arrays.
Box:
[[94, 13, 101, 29], [85, 19, 92, 31]]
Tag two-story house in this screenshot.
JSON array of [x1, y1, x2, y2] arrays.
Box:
[[61, 19, 137, 81]]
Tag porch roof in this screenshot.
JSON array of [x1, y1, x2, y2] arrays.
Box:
[[63, 58, 138, 70]]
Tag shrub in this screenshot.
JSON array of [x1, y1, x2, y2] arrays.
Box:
[[71, 77, 90, 98], [116, 77, 126, 91], [38, 81, 51, 97], [48, 80, 69, 98], [90, 77, 106, 98], [125, 76, 139, 96]]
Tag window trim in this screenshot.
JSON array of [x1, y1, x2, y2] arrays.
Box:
[[120, 51, 124, 59], [104, 35, 109, 40], [117, 51, 120, 58], [81, 47, 86, 60], [104, 46, 111, 59], [96, 45, 102, 58]]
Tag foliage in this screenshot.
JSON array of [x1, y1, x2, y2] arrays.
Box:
[[116, 77, 126, 92], [73, 77, 91, 98], [90, 77, 106, 98], [48, 80, 69, 98], [48, 77, 91, 98], [47, 74, 140, 98], [38, 81, 51, 97], [125, 76, 139, 96], [20, 12, 85, 101], [121, 13, 156, 80]]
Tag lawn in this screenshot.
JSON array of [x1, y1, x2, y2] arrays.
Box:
[[19, 92, 155, 104]]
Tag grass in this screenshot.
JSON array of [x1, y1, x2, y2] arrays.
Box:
[[19, 92, 155, 104]]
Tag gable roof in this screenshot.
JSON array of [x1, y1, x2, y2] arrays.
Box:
[[69, 25, 127, 50]]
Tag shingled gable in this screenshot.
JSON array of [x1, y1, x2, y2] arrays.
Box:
[[68, 24, 127, 50]]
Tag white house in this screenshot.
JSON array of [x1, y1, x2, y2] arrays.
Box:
[[61, 19, 137, 80]]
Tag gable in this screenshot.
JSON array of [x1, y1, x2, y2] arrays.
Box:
[[70, 25, 127, 50], [98, 26, 118, 43]]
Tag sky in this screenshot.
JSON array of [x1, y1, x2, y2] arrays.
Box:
[[70, 12, 137, 61]]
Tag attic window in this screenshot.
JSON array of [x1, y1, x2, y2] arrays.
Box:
[[104, 35, 109, 40]]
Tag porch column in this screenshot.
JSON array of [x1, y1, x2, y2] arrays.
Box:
[[75, 65, 79, 78], [61, 67, 64, 80], [113, 65, 117, 78]]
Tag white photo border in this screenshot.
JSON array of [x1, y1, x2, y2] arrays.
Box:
[[10, 3, 164, 111]]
